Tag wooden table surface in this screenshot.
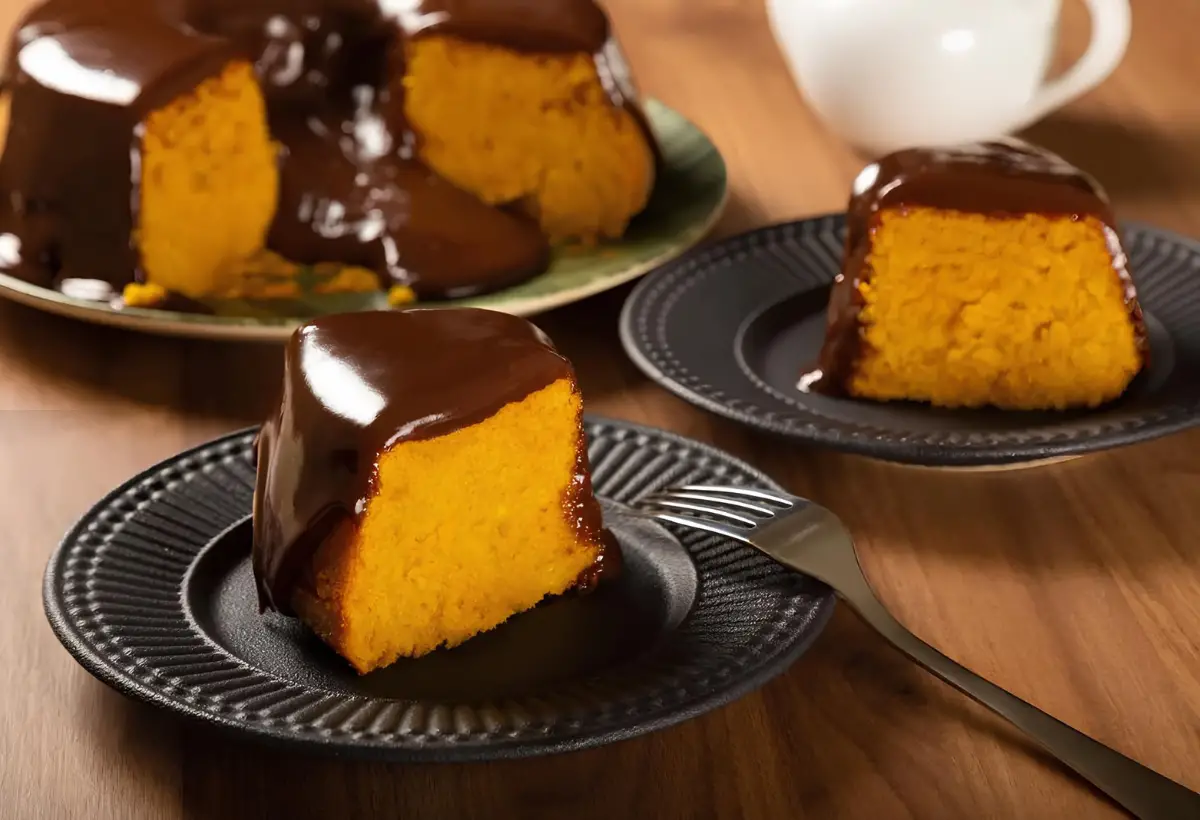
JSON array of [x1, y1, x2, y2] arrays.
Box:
[[3, 1, 1200, 818]]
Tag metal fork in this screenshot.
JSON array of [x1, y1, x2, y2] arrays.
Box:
[[636, 485, 1200, 820]]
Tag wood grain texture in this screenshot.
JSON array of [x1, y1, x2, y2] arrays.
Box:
[[2, 0, 1200, 818]]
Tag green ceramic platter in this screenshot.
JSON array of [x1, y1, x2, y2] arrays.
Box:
[[0, 100, 726, 342]]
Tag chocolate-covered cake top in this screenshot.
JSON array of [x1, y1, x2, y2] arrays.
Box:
[[393, 0, 611, 53], [842, 138, 1117, 257], [0, 0, 646, 300], [252, 307, 613, 613]]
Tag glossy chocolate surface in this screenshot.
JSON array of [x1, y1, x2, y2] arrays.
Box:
[[0, 0, 648, 301], [809, 139, 1148, 395], [264, 109, 550, 299], [0, 0, 234, 288], [252, 308, 617, 614]]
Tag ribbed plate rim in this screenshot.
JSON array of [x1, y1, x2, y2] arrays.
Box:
[[42, 415, 835, 761], [618, 213, 1200, 466]]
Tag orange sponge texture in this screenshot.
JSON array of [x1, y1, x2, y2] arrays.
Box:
[[401, 35, 655, 245], [135, 61, 278, 299], [846, 208, 1142, 410], [292, 378, 605, 674]]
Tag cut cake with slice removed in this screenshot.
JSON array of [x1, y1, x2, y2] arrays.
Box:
[[252, 307, 618, 674], [400, 27, 657, 247], [808, 138, 1148, 411]]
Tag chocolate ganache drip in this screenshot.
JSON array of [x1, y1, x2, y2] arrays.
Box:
[[809, 138, 1147, 395], [252, 308, 617, 614], [0, 0, 653, 300], [0, 0, 235, 290]]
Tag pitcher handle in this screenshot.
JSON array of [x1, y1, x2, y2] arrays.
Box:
[[1019, 0, 1131, 128]]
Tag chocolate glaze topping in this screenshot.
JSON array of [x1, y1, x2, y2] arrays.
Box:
[[252, 307, 618, 614], [264, 110, 551, 299], [0, 0, 235, 288], [808, 138, 1148, 395], [0, 0, 651, 301]]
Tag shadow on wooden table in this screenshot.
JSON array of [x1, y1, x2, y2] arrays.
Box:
[[68, 609, 1067, 819], [0, 299, 282, 426], [1020, 113, 1200, 205], [74, 686, 181, 814], [0, 188, 772, 430], [709, 191, 774, 238], [741, 431, 1198, 575], [0, 268, 655, 428]]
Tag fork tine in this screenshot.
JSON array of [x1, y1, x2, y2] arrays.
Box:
[[676, 485, 794, 506], [644, 511, 752, 544], [642, 498, 759, 527], [643, 490, 775, 516]]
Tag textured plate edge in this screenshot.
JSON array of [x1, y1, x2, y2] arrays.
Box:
[[1, 99, 728, 343], [41, 415, 836, 762], [617, 214, 1200, 467]]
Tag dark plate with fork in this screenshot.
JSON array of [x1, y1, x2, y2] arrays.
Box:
[[619, 213, 1200, 468], [42, 415, 834, 762]]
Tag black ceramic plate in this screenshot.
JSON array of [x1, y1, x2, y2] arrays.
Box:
[[43, 417, 833, 761], [619, 213, 1200, 467]]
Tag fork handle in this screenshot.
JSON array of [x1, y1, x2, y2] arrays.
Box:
[[841, 588, 1200, 819]]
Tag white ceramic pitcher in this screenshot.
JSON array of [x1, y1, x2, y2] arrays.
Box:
[[766, 0, 1131, 157]]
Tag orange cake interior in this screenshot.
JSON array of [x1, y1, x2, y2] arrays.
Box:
[[810, 140, 1147, 411], [252, 308, 616, 674]]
